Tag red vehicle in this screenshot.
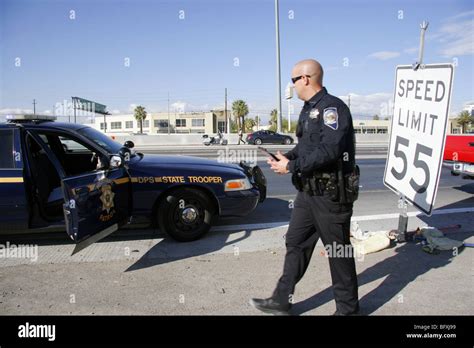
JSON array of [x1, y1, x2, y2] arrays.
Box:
[[443, 134, 474, 179]]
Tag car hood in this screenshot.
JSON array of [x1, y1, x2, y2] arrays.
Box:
[[128, 154, 245, 175]]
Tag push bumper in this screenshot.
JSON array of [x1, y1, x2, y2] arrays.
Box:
[[220, 188, 260, 216], [451, 162, 474, 178]]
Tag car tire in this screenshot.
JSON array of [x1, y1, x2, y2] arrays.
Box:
[[284, 137, 292, 145], [157, 187, 215, 242], [254, 138, 262, 145]]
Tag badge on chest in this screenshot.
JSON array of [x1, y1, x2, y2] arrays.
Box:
[[309, 108, 319, 119]]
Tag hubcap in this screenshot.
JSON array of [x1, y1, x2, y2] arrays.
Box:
[[181, 206, 198, 224]]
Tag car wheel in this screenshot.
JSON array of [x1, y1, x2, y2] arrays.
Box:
[[284, 138, 292, 145], [157, 187, 215, 242], [254, 138, 262, 145]]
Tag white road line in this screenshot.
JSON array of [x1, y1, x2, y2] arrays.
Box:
[[352, 207, 474, 221], [211, 207, 474, 232], [266, 185, 468, 197]]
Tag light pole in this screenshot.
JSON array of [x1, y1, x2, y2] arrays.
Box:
[[285, 82, 293, 133], [274, 0, 282, 133]]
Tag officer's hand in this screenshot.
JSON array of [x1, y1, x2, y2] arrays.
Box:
[[270, 151, 289, 175], [266, 157, 276, 165]]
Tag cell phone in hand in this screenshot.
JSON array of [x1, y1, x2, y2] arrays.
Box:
[[258, 146, 279, 161]]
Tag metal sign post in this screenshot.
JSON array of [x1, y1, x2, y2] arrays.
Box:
[[413, 21, 429, 71], [397, 21, 428, 242]]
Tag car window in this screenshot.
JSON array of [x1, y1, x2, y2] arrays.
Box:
[[0, 129, 15, 168], [35, 131, 107, 176], [59, 136, 90, 153], [76, 126, 123, 154]]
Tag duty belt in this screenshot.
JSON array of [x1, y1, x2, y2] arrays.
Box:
[[293, 172, 337, 197]]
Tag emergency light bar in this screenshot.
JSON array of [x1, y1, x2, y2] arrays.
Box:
[[6, 114, 57, 122]]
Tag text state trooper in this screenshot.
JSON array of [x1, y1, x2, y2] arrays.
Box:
[[250, 59, 360, 315]]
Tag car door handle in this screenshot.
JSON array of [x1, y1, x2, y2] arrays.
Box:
[[469, 142, 474, 147], [75, 187, 89, 195]]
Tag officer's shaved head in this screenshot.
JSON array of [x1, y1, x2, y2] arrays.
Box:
[[291, 59, 324, 101]]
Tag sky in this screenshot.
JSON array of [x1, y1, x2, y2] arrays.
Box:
[[0, 0, 473, 123]]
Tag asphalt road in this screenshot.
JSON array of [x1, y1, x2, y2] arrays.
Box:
[[136, 143, 388, 159], [214, 158, 474, 227]]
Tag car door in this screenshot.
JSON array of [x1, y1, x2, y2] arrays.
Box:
[[267, 131, 277, 144], [274, 132, 284, 144], [27, 130, 132, 255], [0, 127, 29, 231]]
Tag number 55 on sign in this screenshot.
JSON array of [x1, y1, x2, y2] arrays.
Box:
[[384, 64, 454, 215]]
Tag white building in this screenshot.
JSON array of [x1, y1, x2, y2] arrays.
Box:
[[93, 110, 229, 135], [463, 103, 474, 116], [352, 119, 390, 134]]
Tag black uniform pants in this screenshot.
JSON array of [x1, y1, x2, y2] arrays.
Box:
[[272, 191, 359, 314]]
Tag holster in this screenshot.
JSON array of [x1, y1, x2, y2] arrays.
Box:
[[291, 172, 304, 191], [343, 164, 360, 203]]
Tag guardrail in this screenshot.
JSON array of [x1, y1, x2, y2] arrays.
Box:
[[110, 133, 389, 146]]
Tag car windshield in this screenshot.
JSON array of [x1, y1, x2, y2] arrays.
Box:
[[76, 126, 123, 154]]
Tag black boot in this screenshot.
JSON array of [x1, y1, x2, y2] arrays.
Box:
[[333, 305, 360, 316], [249, 298, 291, 315]]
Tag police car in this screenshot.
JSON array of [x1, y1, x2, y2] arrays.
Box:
[[0, 115, 266, 253]]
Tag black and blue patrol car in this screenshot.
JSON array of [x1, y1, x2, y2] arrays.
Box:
[[0, 115, 266, 253]]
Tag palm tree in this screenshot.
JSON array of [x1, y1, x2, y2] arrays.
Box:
[[232, 100, 249, 133], [134, 105, 147, 134], [269, 109, 278, 132], [244, 118, 256, 131], [456, 110, 473, 134]]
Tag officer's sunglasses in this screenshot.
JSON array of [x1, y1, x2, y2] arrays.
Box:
[[291, 75, 311, 84]]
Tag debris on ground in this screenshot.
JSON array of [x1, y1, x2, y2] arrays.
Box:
[[418, 227, 464, 254]]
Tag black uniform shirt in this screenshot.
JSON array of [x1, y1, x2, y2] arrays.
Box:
[[285, 87, 355, 175]]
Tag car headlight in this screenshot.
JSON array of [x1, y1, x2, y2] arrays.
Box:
[[224, 178, 252, 191]]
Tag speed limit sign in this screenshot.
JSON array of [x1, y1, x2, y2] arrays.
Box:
[[384, 64, 454, 215]]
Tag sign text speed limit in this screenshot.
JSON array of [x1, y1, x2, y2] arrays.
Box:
[[384, 64, 454, 215]]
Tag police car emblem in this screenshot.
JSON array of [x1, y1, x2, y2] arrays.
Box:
[[309, 108, 319, 119], [323, 107, 338, 130], [99, 184, 115, 213]]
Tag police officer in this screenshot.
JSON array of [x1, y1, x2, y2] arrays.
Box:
[[250, 59, 359, 315]]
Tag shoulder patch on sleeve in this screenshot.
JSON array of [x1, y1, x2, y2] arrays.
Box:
[[323, 107, 338, 130]]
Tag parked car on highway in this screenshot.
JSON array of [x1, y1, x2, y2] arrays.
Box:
[[443, 134, 474, 179], [246, 130, 293, 145], [0, 115, 266, 253]]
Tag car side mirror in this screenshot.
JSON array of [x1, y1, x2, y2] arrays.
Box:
[[118, 146, 132, 162], [109, 155, 122, 169], [124, 140, 135, 149]]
